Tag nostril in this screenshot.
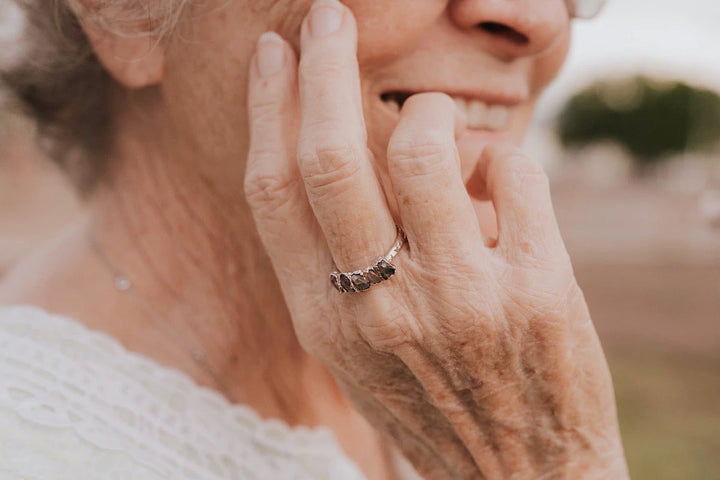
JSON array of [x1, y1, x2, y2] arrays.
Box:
[[478, 22, 529, 45]]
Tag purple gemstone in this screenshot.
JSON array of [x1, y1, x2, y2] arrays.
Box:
[[339, 273, 353, 292], [351, 272, 371, 291], [375, 259, 396, 280], [330, 274, 343, 292]]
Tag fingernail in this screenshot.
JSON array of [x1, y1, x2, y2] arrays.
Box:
[[256, 32, 285, 77], [310, 0, 344, 38]]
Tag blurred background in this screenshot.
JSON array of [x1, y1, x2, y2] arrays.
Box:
[[529, 1, 720, 478], [1, 1, 718, 479]]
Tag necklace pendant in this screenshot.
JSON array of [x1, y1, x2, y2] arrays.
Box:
[[191, 351, 206, 363], [114, 275, 132, 291]]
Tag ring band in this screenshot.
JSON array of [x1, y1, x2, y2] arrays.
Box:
[[330, 226, 406, 293]]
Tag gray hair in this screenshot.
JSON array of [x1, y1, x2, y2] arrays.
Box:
[[0, 0, 186, 194]]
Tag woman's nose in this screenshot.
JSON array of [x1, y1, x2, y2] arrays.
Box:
[[448, 0, 570, 60]]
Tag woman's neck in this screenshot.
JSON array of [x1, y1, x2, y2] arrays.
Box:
[[91, 124, 337, 423], [0, 87, 399, 480], [0, 90, 337, 427]]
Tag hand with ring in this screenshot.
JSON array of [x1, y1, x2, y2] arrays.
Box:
[[244, 2, 628, 478]]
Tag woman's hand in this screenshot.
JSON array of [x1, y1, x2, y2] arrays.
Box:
[[244, 1, 628, 478]]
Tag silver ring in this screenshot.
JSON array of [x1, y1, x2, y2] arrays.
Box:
[[330, 226, 406, 293]]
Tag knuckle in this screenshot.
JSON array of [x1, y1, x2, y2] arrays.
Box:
[[297, 140, 363, 191], [243, 167, 299, 213], [388, 134, 456, 179], [299, 56, 350, 87], [357, 311, 424, 354], [502, 265, 576, 324], [489, 150, 550, 200], [249, 98, 284, 129], [353, 294, 427, 354], [504, 154, 549, 187]]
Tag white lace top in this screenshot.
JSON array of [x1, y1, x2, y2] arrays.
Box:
[[0, 306, 367, 480]]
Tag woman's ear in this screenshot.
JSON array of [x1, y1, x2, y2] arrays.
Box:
[[81, 21, 165, 89]]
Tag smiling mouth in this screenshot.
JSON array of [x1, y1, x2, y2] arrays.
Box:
[[381, 91, 511, 131]]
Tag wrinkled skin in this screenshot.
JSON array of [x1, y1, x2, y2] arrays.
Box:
[[1, 0, 629, 477], [244, 1, 629, 478]]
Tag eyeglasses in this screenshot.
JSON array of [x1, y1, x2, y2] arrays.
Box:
[[567, 0, 608, 19]]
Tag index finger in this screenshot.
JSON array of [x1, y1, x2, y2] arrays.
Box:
[[296, 0, 397, 274]]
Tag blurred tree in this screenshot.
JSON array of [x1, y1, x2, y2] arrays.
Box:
[[558, 76, 720, 170]]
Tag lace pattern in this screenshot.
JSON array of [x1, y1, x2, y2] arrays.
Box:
[[0, 306, 366, 479]]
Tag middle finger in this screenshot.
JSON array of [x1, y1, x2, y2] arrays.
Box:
[[387, 94, 486, 261]]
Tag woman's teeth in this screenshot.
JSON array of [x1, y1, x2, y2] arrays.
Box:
[[453, 98, 509, 131], [381, 92, 511, 132]]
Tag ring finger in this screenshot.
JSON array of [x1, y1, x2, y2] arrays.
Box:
[[297, 0, 397, 275]]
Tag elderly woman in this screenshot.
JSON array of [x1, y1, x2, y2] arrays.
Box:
[[0, 0, 628, 478]]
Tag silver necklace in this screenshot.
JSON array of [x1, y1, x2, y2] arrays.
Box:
[[89, 236, 231, 398]]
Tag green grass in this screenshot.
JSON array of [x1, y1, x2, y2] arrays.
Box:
[[608, 348, 720, 480]]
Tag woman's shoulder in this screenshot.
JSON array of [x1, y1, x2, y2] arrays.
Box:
[[0, 305, 365, 480]]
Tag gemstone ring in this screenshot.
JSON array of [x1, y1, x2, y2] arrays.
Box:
[[330, 226, 406, 293]]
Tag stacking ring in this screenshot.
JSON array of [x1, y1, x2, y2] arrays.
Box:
[[330, 226, 406, 293]]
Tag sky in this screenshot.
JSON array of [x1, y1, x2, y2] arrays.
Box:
[[538, 0, 720, 118]]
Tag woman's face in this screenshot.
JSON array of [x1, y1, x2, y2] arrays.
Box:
[[162, 0, 571, 182]]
